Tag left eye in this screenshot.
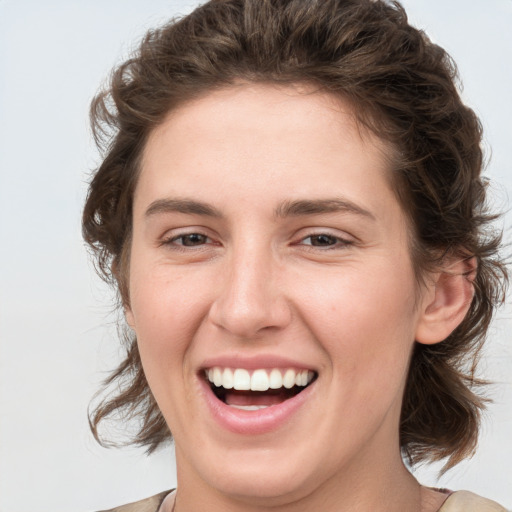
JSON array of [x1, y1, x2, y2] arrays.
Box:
[[301, 234, 348, 248], [169, 233, 211, 246]]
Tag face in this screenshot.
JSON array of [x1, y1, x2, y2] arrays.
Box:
[[127, 84, 430, 504]]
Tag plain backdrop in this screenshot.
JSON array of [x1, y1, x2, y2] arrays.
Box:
[[0, 1, 511, 511]]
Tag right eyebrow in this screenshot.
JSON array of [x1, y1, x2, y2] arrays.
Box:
[[145, 198, 224, 219]]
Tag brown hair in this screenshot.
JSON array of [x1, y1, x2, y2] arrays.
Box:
[[83, 0, 508, 469]]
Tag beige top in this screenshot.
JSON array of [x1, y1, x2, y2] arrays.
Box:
[[440, 491, 508, 512], [96, 490, 171, 512], [98, 489, 508, 512]]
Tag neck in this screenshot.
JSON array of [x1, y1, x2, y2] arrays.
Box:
[[170, 446, 436, 512], [165, 484, 448, 512]]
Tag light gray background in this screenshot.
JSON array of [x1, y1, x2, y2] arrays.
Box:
[[0, 1, 511, 511]]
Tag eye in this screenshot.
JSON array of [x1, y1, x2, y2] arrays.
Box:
[[304, 234, 337, 246], [300, 233, 353, 249], [164, 232, 212, 247]]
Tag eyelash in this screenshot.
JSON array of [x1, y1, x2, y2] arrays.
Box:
[[161, 232, 214, 250], [299, 233, 353, 250], [160, 231, 353, 251]]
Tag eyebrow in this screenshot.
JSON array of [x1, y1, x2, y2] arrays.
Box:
[[145, 198, 224, 218], [274, 198, 376, 221], [144, 197, 375, 221]]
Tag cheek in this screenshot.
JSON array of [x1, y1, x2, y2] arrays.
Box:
[[130, 263, 204, 339], [128, 266, 212, 426], [127, 264, 211, 397], [295, 261, 418, 381]]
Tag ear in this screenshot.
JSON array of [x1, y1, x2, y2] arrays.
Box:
[[111, 257, 135, 329], [415, 256, 476, 345], [125, 307, 136, 330], [116, 267, 136, 329]]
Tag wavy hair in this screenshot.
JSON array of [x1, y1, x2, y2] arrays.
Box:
[[83, 0, 508, 469]]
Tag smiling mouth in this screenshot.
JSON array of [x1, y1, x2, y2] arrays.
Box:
[[204, 367, 317, 410]]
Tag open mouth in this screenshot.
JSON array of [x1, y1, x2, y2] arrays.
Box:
[[204, 367, 317, 411]]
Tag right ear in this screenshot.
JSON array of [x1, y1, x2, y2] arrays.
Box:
[[125, 307, 135, 329], [112, 259, 136, 329]]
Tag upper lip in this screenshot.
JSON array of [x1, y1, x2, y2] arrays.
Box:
[[199, 354, 317, 372]]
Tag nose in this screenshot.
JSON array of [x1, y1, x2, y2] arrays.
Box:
[[208, 245, 292, 339]]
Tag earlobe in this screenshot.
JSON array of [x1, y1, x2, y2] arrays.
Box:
[[415, 257, 476, 345]]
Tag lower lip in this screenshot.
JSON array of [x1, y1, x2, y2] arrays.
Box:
[[199, 376, 316, 435]]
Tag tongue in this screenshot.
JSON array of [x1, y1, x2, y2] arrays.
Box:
[[224, 389, 293, 407]]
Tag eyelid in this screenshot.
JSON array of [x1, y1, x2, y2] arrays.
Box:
[[295, 226, 356, 242], [159, 227, 218, 248], [157, 226, 356, 249], [301, 234, 353, 249], [172, 233, 211, 245]]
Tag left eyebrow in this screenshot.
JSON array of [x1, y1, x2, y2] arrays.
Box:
[[274, 198, 376, 221]]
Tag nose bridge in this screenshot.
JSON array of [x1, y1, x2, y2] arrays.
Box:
[[209, 236, 290, 337]]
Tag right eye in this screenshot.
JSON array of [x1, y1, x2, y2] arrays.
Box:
[[163, 232, 212, 247]]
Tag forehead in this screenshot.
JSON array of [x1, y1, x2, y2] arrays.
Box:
[[137, 83, 397, 207], [147, 83, 392, 157]]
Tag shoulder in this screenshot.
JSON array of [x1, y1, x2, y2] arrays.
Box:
[[96, 490, 173, 512], [440, 491, 508, 512]]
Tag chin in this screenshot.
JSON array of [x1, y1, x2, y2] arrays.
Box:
[[180, 439, 335, 507], [206, 463, 315, 505]]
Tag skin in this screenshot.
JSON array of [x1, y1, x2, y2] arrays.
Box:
[[126, 84, 473, 512]]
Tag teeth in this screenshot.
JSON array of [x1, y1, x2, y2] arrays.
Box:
[[206, 367, 315, 391], [283, 369, 295, 389], [269, 368, 283, 389], [233, 368, 251, 390], [222, 368, 234, 389], [229, 404, 269, 411], [251, 369, 269, 391], [213, 367, 223, 387]]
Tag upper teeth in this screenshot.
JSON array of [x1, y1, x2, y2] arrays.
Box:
[[206, 367, 314, 391]]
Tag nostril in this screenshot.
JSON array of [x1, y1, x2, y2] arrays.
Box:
[[207, 275, 292, 337]]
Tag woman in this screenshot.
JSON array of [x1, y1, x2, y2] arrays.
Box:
[[83, 1, 509, 510]]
